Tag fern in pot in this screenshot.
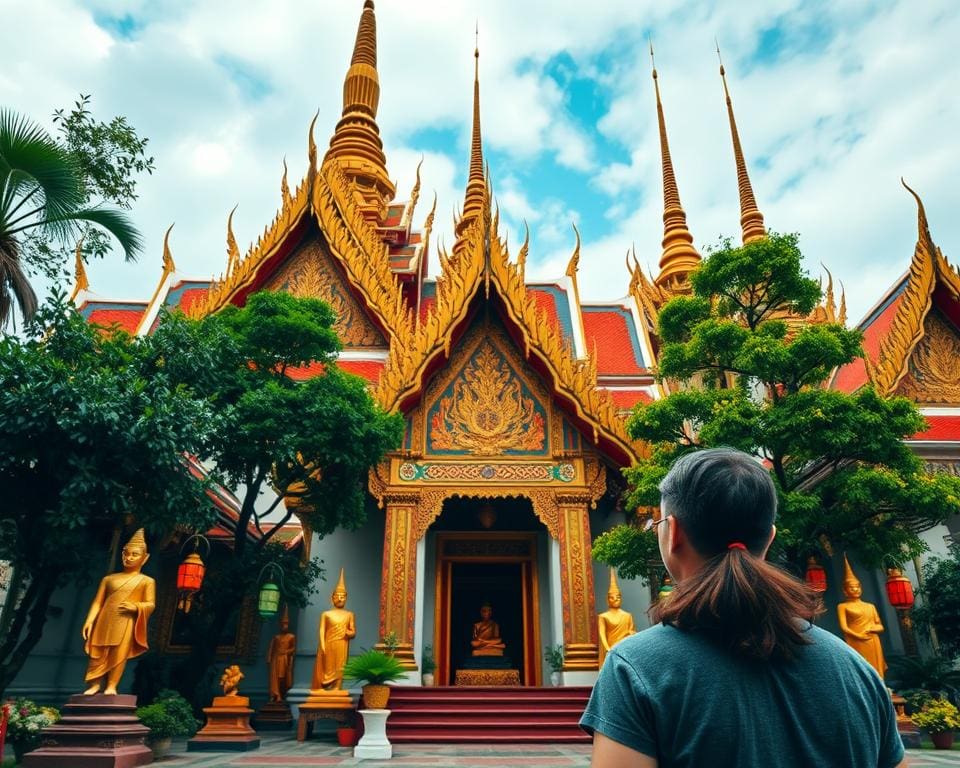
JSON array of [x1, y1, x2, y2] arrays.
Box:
[[343, 649, 408, 708]]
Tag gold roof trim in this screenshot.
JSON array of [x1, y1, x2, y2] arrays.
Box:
[[870, 181, 960, 394], [374, 190, 640, 462], [69, 236, 89, 302]]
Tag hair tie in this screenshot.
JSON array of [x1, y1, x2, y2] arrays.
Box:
[[727, 542, 747, 551]]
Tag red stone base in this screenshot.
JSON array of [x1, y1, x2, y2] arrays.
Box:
[[187, 694, 260, 751], [22, 693, 152, 768]]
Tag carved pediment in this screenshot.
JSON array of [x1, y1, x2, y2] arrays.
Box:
[[895, 309, 960, 405]]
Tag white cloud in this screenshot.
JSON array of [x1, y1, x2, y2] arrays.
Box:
[[1, 0, 956, 326]]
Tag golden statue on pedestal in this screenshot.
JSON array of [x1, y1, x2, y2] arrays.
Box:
[[311, 568, 356, 692], [598, 569, 636, 668], [837, 555, 887, 679], [471, 602, 506, 657], [82, 528, 156, 695], [267, 606, 296, 702]]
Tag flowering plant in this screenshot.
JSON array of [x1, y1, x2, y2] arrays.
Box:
[[911, 697, 960, 734], [5, 698, 59, 746]]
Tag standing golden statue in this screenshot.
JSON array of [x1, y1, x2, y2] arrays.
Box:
[[471, 602, 507, 657], [837, 555, 887, 679], [311, 568, 356, 691], [598, 569, 636, 668], [82, 528, 156, 695], [267, 606, 296, 702]]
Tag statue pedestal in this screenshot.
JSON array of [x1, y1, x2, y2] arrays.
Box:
[[22, 693, 152, 768], [455, 668, 521, 686], [255, 700, 293, 730], [297, 690, 354, 741], [354, 709, 391, 760], [187, 695, 260, 752]]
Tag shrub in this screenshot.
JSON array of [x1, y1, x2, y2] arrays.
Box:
[[342, 650, 407, 686], [421, 645, 436, 675], [912, 547, 960, 658], [911, 697, 960, 734], [544, 644, 564, 673], [5, 698, 59, 751], [136, 690, 200, 739]]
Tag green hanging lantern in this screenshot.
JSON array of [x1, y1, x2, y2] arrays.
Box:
[[257, 564, 284, 618]]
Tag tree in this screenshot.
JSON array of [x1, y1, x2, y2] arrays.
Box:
[[149, 291, 404, 705], [912, 546, 960, 660], [593, 233, 960, 580], [0, 294, 217, 696], [0, 97, 150, 326]]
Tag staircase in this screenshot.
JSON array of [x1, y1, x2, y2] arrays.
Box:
[[385, 686, 593, 743]]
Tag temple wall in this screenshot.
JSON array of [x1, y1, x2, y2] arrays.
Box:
[[287, 500, 385, 710]]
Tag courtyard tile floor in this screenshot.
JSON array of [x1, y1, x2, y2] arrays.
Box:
[[142, 735, 960, 768]]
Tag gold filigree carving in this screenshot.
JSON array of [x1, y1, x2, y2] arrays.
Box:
[[430, 341, 545, 454], [896, 311, 960, 403], [268, 240, 385, 347]]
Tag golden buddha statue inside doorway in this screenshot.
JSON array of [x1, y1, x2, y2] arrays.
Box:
[[471, 602, 506, 657]]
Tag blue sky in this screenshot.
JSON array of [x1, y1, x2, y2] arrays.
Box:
[[3, 0, 959, 324]]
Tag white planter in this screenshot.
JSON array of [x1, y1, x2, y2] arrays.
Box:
[[422, 672, 435, 687], [550, 671, 561, 686], [355, 709, 392, 760]]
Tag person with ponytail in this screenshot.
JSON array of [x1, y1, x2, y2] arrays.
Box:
[[580, 447, 905, 768]]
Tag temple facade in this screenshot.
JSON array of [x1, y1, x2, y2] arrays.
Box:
[[25, 0, 955, 702]]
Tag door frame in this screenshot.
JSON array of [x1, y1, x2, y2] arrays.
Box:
[[434, 532, 542, 686]]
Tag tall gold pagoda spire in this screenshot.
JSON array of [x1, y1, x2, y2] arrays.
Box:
[[717, 45, 766, 244], [455, 30, 486, 246], [324, 0, 395, 221], [650, 43, 700, 293]]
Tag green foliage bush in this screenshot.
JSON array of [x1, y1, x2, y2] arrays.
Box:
[[135, 689, 199, 738], [342, 650, 408, 686], [912, 548, 960, 659]]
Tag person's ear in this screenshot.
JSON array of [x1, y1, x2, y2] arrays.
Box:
[[760, 525, 777, 558], [668, 515, 684, 554]]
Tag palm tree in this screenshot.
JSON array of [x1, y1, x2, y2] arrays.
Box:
[[0, 108, 142, 326]]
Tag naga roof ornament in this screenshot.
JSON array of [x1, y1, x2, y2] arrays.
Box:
[[717, 44, 766, 244]]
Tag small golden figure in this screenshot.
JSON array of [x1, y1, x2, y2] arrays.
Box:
[[837, 555, 887, 679], [471, 602, 506, 657], [311, 568, 356, 691], [267, 606, 296, 702], [221, 665, 243, 697], [82, 528, 156, 695], [598, 569, 636, 668]]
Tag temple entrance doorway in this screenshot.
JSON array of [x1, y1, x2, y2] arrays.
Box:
[[431, 497, 542, 686]]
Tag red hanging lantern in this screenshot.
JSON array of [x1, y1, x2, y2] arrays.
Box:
[[885, 567, 914, 610], [804, 556, 828, 593], [176, 534, 209, 613]]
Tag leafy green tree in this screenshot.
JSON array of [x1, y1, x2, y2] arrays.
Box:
[[594, 233, 960, 580], [150, 291, 404, 705], [912, 547, 960, 659], [0, 294, 217, 696], [0, 101, 145, 326]]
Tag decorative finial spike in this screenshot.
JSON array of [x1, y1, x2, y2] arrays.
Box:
[[566, 222, 581, 278], [226, 205, 240, 277], [162, 223, 176, 274]]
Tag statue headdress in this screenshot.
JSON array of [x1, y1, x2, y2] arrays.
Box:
[[608, 568, 621, 596], [126, 528, 148, 551], [842, 554, 861, 589], [333, 567, 347, 595]]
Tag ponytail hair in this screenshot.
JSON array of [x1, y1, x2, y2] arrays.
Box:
[[653, 448, 821, 662]]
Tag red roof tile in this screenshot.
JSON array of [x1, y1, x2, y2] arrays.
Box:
[[582, 308, 644, 376], [912, 415, 960, 441], [86, 307, 146, 334], [833, 290, 905, 393], [607, 390, 653, 410], [285, 359, 384, 385]]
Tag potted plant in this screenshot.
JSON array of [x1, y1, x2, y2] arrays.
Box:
[[343, 649, 408, 709], [911, 697, 960, 749], [336, 711, 358, 748], [5, 698, 59, 763], [421, 645, 436, 687], [136, 689, 200, 758], [544, 644, 564, 686]]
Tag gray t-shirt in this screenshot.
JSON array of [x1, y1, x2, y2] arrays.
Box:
[[581, 623, 904, 767]]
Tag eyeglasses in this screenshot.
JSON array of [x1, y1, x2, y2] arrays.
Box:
[[643, 514, 671, 533]]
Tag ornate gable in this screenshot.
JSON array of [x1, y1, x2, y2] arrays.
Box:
[[895, 309, 960, 405]]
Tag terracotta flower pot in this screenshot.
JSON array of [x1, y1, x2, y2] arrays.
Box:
[[337, 726, 358, 747], [931, 730, 955, 749], [362, 684, 390, 709]]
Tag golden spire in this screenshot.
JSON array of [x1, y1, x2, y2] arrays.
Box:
[[456, 26, 486, 245], [324, 0, 395, 220], [717, 44, 766, 243], [565, 222, 581, 278], [333, 567, 347, 595], [281, 157, 291, 205], [608, 568, 621, 596], [650, 42, 700, 292], [161, 224, 176, 274], [70, 237, 89, 301], [126, 528, 148, 551], [842, 554, 861, 589]]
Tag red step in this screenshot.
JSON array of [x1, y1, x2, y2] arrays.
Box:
[[385, 686, 593, 743]]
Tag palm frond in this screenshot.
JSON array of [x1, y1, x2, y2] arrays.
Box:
[[0, 236, 38, 326], [45, 207, 143, 261], [0, 109, 85, 234]]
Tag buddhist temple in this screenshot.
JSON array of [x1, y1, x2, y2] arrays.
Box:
[[10, 0, 958, 741]]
